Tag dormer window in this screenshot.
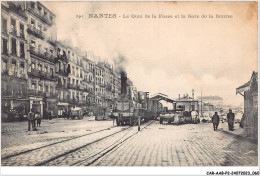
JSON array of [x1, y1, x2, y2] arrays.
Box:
[[38, 5, 42, 12], [31, 2, 35, 8]]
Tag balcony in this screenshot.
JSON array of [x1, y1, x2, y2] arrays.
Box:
[[28, 69, 57, 81], [58, 97, 69, 103], [30, 47, 55, 63], [1, 70, 27, 80], [6, 2, 28, 20], [20, 33, 25, 39], [56, 54, 68, 63], [57, 83, 67, 89], [10, 29, 17, 36], [44, 92, 57, 98], [27, 25, 45, 39], [79, 84, 85, 91], [28, 7, 53, 26], [28, 89, 37, 96], [67, 84, 77, 89]]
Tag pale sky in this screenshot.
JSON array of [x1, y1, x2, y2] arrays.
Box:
[[42, 1, 258, 106]]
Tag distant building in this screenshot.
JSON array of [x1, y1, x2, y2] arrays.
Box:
[[197, 95, 223, 109], [176, 93, 199, 112], [236, 71, 258, 142]]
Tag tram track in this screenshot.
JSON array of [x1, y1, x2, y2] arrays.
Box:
[[2, 119, 155, 166], [49, 120, 155, 166], [1, 126, 116, 160]]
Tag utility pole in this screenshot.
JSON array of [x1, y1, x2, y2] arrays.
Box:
[[138, 115, 141, 131], [201, 87, 203, 117]]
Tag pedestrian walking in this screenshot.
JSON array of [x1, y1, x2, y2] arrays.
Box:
[[36, 112, 42, 127], [227, 109, 235, 131], [48, 111, 52, 120], [31, 111, 37, 131], [212, 112, 220, 131], [27, 109, 34, 131], [62, 110, 66, 119]]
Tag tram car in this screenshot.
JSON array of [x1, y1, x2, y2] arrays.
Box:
[[113, 71, 163, 126]]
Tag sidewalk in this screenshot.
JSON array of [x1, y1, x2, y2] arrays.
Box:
[[217, 122, 258, 166]]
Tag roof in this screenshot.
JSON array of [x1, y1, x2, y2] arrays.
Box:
[[236, 71, 258, 94], [150, 93, 175, 103], [236, 81, 250, 94]]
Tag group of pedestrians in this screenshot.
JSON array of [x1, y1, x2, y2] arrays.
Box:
[[211, 109, 235, 131], [27, 109, 43, 131]]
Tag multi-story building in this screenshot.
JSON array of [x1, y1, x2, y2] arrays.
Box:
[[1, 2, 29, 116], [56, 42, 69, 116], [94, 64, 105, 107], [66, 46, 85, 109], [26, 1, 57, 117], [113, 69, 121, 99], [1, 1, 137, 120], [84, 57, 95, 107], [99, 61, 114, 108]]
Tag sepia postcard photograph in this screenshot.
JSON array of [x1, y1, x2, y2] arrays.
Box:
[[0, 0, 259, 175]]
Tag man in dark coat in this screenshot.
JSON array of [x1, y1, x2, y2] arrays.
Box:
[[212, 112, 220, 131], [227, 109, 235, 131]]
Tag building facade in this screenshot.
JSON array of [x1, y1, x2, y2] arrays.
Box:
[[236, 71, 258, 142], [1, 2, 29, 119], [26, 1, 58, 117], [1, 1, 133, 121]]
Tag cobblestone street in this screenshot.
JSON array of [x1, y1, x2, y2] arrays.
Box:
[[1, 118, 258, 166]]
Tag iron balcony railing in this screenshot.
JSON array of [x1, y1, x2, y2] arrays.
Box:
[[30, 47, 55, 63], [27, 25, 45, 39]]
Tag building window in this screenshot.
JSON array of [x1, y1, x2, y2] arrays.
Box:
[[38, 23, 42, 31], [39, 84, 42, 92], [50, 15, 53, 22], [20, 42, 25, 58], [11, 18, 16, 35], [38, 64, 42, 71], [50, 49, 53, 56], [31, 18, 35, 27], [2, 38, 8, 55], [44, 11, 47, 16], [20, 23, 24, 38], [20, 62, 24, 75], [44, 66, 47, 72], [31, 62, 35, 70], [50, 68, 53, 76], [21, 84, 26, 95], [50, 86, 53, 94], [37, 5, 42, 12], [31, 2, 35, 8], [11, 59, 17, 76], [38, 44, 41, 53], [31, 40, 36, 48], [45, 85, 49, 92], [11, 38, 16, 55], [2, 18, 7, 33]]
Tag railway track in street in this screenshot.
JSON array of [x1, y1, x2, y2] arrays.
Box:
[[1, 120, 155, 166], [2, 126, 116, 160]]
